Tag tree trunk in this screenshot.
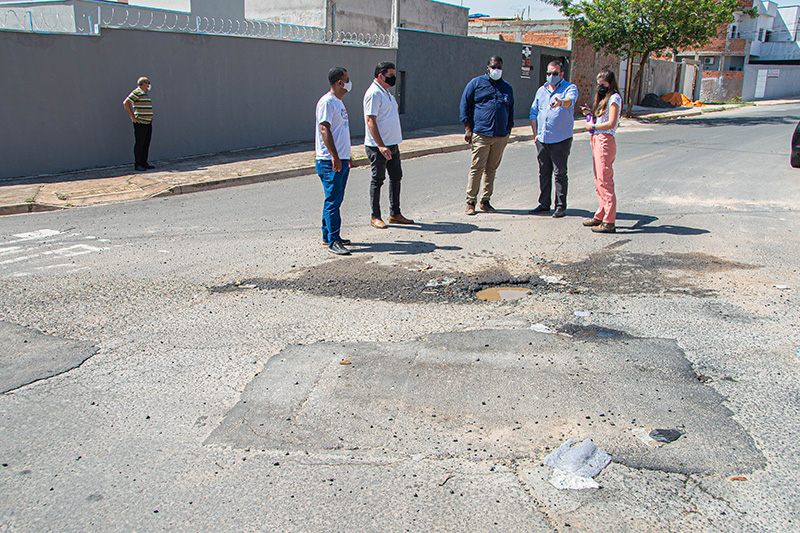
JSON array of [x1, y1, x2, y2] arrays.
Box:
[[624, 50, 652, 118]]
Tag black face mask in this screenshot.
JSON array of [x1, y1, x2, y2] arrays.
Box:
[[597, 85, 610, 97], [384, 75, 397, 87]]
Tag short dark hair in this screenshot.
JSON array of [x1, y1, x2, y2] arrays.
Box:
[[374, 61, 395, 79], [488, 56, 503, 65], [328, 67, 347, 86], [548, 60, 564, 71]]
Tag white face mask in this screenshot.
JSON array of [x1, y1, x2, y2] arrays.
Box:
[[342, 80, 352, 92], [488, 68, 503, 81]]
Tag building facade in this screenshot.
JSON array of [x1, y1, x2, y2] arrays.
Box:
[[676, 0, 800, 101]]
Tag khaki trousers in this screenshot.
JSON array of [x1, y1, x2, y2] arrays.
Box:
[[466, 132, 509, 204]]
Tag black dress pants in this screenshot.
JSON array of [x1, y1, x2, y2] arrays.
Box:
[[366, 144, 403, 219], [536, 137, 572, 210], [133, 122, 153, 166]]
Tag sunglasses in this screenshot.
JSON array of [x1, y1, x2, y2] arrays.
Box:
[[546, 71, 560, 76]]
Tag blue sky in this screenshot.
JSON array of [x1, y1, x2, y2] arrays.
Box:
[[452, 0, 800, 19]]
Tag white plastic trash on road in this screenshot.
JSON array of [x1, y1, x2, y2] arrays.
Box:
[[530, 323, 556, 334], [544, 438, 611, 490]]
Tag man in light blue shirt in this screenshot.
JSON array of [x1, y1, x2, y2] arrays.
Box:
[[529, 60, 578, 218]]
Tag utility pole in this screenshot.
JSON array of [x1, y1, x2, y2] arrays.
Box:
[[391, 0, 400, 47]]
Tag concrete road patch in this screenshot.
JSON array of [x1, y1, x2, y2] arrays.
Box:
[[208, 329, 764, 476], [0, 321, 97, 393]]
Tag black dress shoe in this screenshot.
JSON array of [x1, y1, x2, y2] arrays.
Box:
[[143, 163, 155, 169], [328, 240, 352, 255], [135, 165, 148, 171], [323, 238, 351, 246], [552, 207, 566, 218], [528, 205, 550, 214]]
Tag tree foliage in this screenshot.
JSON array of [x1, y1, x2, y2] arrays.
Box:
[[548, 0, 753, 115]]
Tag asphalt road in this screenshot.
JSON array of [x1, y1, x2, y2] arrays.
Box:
[[1, 103, 799, 531]]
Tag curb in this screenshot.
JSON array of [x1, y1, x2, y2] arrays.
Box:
[[0, 203, 64, 217], [153, 129, 582, 199]]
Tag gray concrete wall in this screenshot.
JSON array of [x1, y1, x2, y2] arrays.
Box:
[[245, 0, 324, 27], [396, 28, 568, 131], [631, 58, 678, 103], [398, 0, 468, 35], [245, 0, 467, 36], [0, 27, 393, 179], [743, 64, 800, 100], [0, 2, 77, 32], [192, 0, 244, 20], [701, 73, 744, 102]]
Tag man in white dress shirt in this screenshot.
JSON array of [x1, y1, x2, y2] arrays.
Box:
[[363, 61, 415, 229]]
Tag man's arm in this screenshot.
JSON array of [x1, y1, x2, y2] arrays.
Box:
[[550, 84, 578, 109], [366, 116, 392, 160], [460, 80, 476, 144], [529, 89, 540, 141], [319, 121, 341, 171], [123, 98, 137, 123], [507, 87, 514, 135], [562, 83, 579, 109]]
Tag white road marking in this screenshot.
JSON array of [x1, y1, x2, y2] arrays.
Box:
[[44, 244, 104, 257], [0, 229, 108, 277], [9, 229, 61, 242]]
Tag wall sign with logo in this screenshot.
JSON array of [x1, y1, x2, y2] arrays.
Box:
[[522, 45, 532, 79], [767, 69, 780, 78]]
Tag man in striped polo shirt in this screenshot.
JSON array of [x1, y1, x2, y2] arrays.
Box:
[[123, 77, 154, 171]]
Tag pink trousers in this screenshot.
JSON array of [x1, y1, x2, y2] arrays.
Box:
[[590, 133, 617, 224]]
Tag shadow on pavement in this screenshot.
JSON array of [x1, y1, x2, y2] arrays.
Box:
[[390, 221, 501, 235], [662, 114, 800, 128], [488, 208, 535, 216], [350, 240, 461, 255], [566, 209, 709, 236]]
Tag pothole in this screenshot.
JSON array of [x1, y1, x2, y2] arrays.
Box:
[[208, 256, 560, 303], [207, 252, 759, 303]]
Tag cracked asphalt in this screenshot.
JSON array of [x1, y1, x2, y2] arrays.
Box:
[[0, 103, 799, 531]]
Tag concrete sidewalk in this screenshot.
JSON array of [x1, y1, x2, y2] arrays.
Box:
[[1, 99, 796, 216]]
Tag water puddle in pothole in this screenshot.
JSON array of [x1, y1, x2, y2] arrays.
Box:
[[475, 287, 534, 302]]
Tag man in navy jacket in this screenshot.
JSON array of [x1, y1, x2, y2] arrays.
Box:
[[460, 56, 514, 215]]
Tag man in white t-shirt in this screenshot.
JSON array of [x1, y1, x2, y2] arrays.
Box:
[[363, 61, 415, 229], [315, 67, 353, 255]]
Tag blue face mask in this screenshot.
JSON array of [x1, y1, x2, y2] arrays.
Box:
[[547, 74, 560, 86]]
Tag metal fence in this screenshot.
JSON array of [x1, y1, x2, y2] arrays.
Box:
[[0, 5, 392, 48]]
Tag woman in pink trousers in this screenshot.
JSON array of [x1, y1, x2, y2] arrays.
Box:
[[581, 68, 621, 234]]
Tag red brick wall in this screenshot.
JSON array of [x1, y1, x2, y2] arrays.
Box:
[[518, 30, 570, 49], [694, 37, 747, 54], [569, 39, 620, 107], [703, 70, 744, 80]]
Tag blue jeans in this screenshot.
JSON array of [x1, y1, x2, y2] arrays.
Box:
[[316, 159, 350, 244]]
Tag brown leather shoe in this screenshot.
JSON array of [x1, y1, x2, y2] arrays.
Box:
[[479, 201, 495, 213], [465, 203, 476, 216], [388, 213, 415, 225], [591, 222, 616, 233], [371, 218, 387, 229], [583, 218, 602, 227]]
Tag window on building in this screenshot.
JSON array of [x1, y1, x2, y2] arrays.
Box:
[[758, 28, 765, 41], [764, 30, 772, 42], [729, 24, 739, 38]]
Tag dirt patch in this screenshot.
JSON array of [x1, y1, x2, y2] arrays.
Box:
[[548, 251, 758, 297]]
